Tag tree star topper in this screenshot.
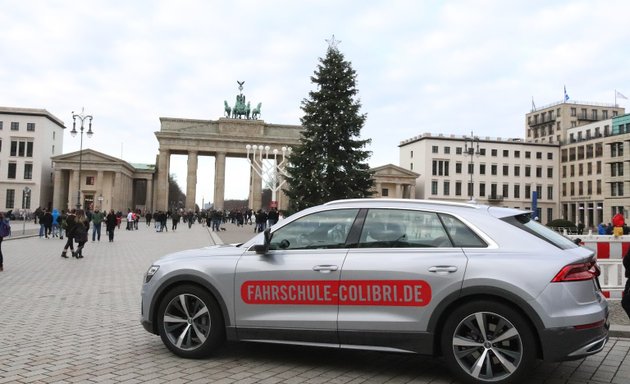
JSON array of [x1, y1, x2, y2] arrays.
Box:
[[326, 34, 341, 50]]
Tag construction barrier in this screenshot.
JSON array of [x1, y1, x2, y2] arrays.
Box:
[[568, 235, 628, 299]]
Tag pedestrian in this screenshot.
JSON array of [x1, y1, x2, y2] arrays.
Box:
[[91, 208, 105, 241], [171, 210, 180, 231], [126, 209, 133, 230], [72, 210, 89, 258], [0, 212, 11, 271], [61, 210, 76, 258], [106, 209, 117, 242], [622, 247, 630, 320], [51, 209, 60, 238], [612, 213, 625, 237], [145, 211, 152, 227], [41, 209, 53, 238], [577, 221, 585, 235], [36, 208, 45, 236], [186, 210, 195, 229]]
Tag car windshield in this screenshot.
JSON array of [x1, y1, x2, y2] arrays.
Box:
[[501, 213, 578, 250]]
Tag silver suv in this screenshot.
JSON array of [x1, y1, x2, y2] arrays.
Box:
[[141, 199, 608, 384]]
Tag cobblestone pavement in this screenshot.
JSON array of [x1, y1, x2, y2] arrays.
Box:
[[0, 220, 629, 383]]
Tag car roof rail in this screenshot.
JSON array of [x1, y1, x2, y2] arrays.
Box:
[[324, 198, 482, 209]]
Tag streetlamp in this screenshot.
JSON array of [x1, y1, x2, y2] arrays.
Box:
[[245, 144, 291, 208], [22, 186, 31, 235], [71, 108, 93, 210], [463, 131, 480, 202]]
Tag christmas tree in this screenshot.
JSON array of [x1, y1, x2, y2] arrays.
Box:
[[285, 36, 373, 213]]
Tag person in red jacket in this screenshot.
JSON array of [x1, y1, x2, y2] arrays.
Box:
[[612, 213, 625, 237]]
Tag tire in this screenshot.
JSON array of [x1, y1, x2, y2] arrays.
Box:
[[156, 284, 225, 358], [440, 300, 536, 384]]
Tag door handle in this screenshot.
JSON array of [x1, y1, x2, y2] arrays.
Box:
[[313, 265, 339, 273], [428, 266, 458, 274]]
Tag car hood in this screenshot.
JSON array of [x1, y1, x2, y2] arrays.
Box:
[[155, 244, 244, 263]]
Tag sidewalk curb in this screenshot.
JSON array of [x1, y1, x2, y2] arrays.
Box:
[[610, 325, 630, 338]]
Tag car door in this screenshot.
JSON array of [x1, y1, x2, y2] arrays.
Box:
[[338, 208, 471, 352], [234, 208, 359, 345]]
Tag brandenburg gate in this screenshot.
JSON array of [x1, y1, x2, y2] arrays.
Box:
[[154, 85, 303, 212]]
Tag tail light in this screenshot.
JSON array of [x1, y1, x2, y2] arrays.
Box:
[[551, 260, 600, 282]]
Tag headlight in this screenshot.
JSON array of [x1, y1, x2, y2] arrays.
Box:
[[144, 265, 160, 283]]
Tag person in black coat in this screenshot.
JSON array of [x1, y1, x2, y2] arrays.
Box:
[[106, 209, 117, 242]]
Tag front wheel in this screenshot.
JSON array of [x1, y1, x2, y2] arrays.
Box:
[[156, 284, 225, 358], [440, 301, 536, 384]]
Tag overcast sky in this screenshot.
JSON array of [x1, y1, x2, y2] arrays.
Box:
[[2, 0, 630, 205]]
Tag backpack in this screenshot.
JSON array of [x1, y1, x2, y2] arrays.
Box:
[[0, 220, 11, 238]]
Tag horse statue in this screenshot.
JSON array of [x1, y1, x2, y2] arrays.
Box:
[[251, 102, 262, 119], [232, 94, 248, 119], [223, 100, 231, 118]]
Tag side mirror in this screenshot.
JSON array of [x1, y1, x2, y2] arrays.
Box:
[[253, 228, 273, 254]]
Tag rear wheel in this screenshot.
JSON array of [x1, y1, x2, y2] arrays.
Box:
[[156, 284, 225, 358], [441, 301, 536, 384]]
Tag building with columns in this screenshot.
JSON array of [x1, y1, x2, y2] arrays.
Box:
[[154, 117, 302, 213], [51, 149, 155, 212], [370, 164, 419, 198]]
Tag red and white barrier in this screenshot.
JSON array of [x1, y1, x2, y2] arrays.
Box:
[[569, 235, 628, 299]]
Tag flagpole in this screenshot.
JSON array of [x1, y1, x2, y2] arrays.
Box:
[[615, 89, 617, 106]]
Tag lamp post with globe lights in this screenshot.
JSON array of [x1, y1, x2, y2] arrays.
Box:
[[71, 108, 93, 210]]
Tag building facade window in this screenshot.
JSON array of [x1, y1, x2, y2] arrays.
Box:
[[502, 165, 509, 176], [431, 181, 438, 195], [514, 165, 520, 177], [381, 188, 389, 197], [455, 162, 462, 174], [443, 181, 450, 196], [491, 164, 497, 175], [455, 182, 462, 196], [24, 163, 33, 179], [431, 160, 450, 176], [6, 189, 15, 209], [547, 167, 553, 178], [514, 184, 520, 198], [7, 163, 16, 179], [432, 146, 438, 153], [10, 122, 19, 131], [10, 140, 33, 157], [547, 186, 553, 200], [27, 122, 35, 132], [86, 176, 95, 186]]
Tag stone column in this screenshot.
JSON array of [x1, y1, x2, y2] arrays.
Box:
[[410, 183, 416, 199], [395, 184, 402, 198], [156, 149, 170, 211], [214, 152, 226, 210], [186, 151, 198, 211], [146, 178, 153, 213], [53, 169, 64, 211], [112, 172, 120, 212], [96, 170, 104, 210], [376, 183, 382, 197], [251, 164, 262, 210], [71, 169, 80, 210]]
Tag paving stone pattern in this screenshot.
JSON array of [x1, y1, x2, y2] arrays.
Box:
[[0, 221, 629, 383]]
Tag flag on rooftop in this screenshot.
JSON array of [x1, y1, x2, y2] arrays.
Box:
[[564, 86, 569, 102], [616, 90, 628, 100]]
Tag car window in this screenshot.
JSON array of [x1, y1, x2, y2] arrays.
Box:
[[438, 213, 487, 247], [501, 213, 578, 250], [269, 209, 359, 250], [359, 209, 452, 248]]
